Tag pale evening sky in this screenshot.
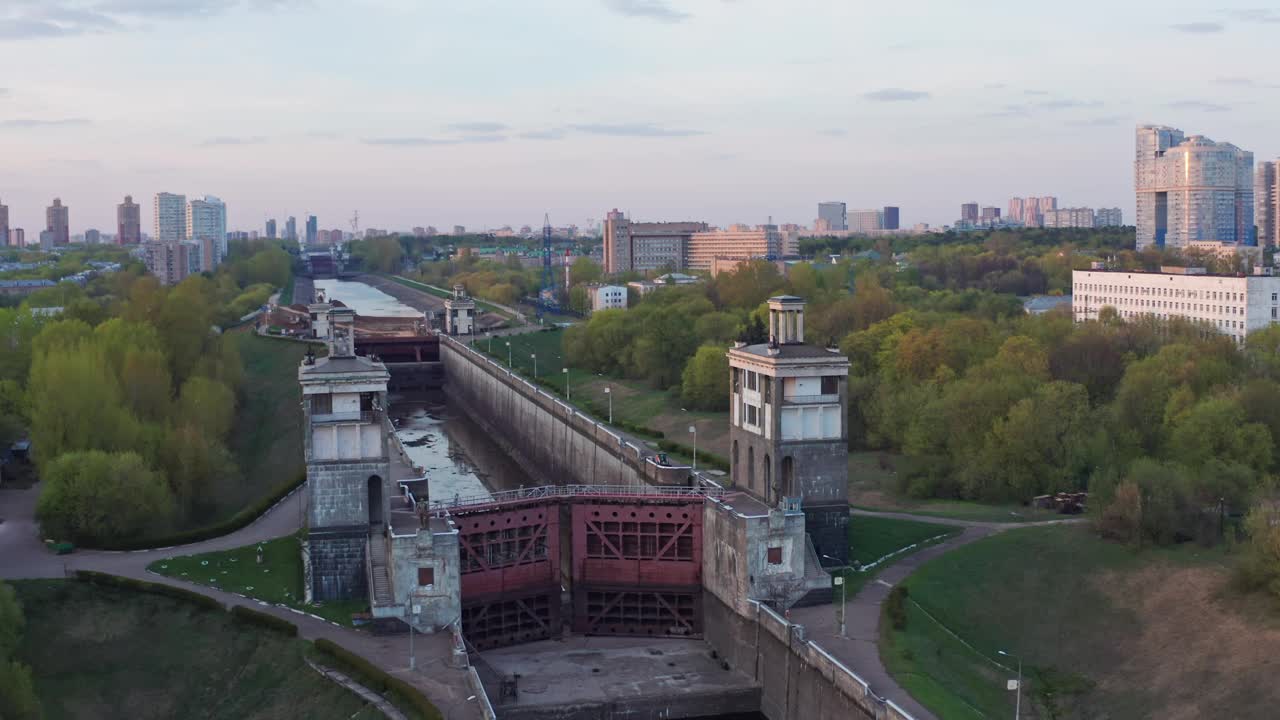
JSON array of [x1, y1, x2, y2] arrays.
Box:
[[1, 0, 1277, 236]]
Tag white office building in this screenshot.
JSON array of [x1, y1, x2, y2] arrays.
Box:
[[154, 192, 187, 243], [188, 195, 227, 259], [1073, 266, 1280, 344], [589, 284, 628, 312]]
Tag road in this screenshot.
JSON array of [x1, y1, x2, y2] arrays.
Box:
[[789, 510, 1087, 720], [0, 484, 484, 720]]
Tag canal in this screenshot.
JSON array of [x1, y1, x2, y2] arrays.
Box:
[[313, 278, 532, 503]]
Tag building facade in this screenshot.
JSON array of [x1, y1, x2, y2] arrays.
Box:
[[849, 209, 883, 233], [882, 206, 900, 231], [601, 209, 708, 274], [443, 285, 476, 334], [1135, 125, 1254, 250], [154, 192, 187, 242], [960, 202, 979, 225], [143, 240, 193, 286], [46, 198, 69, 245], [0, 199, 8, 246], [1257, 160, 1279, 248], [117, 195, 141, 244], [727, 296, 850, 567], [84, 229, 101, 245], [817, 202, 847, 232], [306, 215, 318, 245], [589, 284, 628, 312], [266, 218, 278, 239], [1043, 207, 1096, 229], [1095, 208, 1124, 227], [1073, 266, 1280, 344], [8, 229, 23, 247], [686, 227, 781, 271], [187, 195, 227, 259], [980, 206, 1001, 224]]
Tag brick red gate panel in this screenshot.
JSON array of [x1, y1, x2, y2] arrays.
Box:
[[570, 499, 703, 638], [462, 587, 561, 650]]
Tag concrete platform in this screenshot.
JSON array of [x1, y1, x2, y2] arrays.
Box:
[[476, 636, 760, 719]]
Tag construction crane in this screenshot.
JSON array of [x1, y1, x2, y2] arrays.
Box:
[[538, 213, 557, 320]]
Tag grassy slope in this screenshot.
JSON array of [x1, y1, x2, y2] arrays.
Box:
[[838, 515, 959, 597], [148, 534, 367, 626], [12, 580, 380, 720], [218, 332, 308, 520], [882, 524, 1275, 720]]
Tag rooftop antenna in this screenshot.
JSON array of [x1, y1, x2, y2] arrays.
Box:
[[350, 210, 360, 236]]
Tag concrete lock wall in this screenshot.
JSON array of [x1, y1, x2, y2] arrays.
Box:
[[703, 591, 914, 720], [439, 337, 655, 489]]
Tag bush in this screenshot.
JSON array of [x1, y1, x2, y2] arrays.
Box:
[[231, 605, 299, 637], [313, 638, 443, 720], [886, 585, 909, 630], [74, 570, 223, 612], [86, 471, 305, 551]]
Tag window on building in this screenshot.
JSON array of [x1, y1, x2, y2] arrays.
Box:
[[767, 547, 783, 565], [746, 404, 759, 427], [821, 376, 839, 395], [762, 378, 772, 404], [746, 371, 757, 391], [311, 394, 332, 415], [418, 567, 435, 586]]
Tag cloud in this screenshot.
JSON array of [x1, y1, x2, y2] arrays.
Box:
[[363, 134, 507, 147], [1037, 99, 1104, 110], [447, 121, 507, 133], [200, 135, 267, 146], [1167, 100, 1231, 112], [817, 128, 847, 137], [0, 117, 90, 128], [570, 122, 705, 137], [982, 83, 1007, 90], [1170, 21, 1224, 33], [518, 128, 567, 141], [1216, 76, 1280, 89], [862, 88, 930, 102], [982, 105, 1030, 119], [601, 0, 690, 23], [1222, 8, 1280, 23], [0, 0, 293, 41], [1023, 89, 1050, 96]]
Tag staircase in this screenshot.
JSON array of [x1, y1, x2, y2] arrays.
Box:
[[368, 532, 394, 607]]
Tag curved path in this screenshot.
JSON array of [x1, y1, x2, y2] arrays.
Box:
[[789, 509, 1086, 720], [0, 484, 484, 720]]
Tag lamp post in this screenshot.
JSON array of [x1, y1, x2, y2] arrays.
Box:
[[505, 341, 512, 369], [688, 424, 697, 470], [604, 386, 612, 424], [531, 353, 537, 379], [563, 367, 570, 400], [998, 650, 1022, 720], [822, 554, 846, 637]]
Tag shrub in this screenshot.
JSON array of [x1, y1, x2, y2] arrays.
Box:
[[74, 570, 223, 612], [886, 585, 909, 630], [231, 605, 299, 637]]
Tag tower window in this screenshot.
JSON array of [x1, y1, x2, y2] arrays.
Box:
[[417, 567, 435, 586], [821, 376, 839, 395], [767, 547, 783, 565], [311, 394, 332, 415]]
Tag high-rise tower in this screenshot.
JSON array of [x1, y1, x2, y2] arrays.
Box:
[[1135, 125, 1253, 250], [117, 195, 141, 244], [46, 198, 69, 245], [154, 192, 187, 242], [1257, 160, 1279, 248]]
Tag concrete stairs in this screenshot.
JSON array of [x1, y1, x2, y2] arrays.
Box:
[[792, 533, 836, 608], [369, 532, 394, 607]]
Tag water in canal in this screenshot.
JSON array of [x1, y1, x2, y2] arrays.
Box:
[[315, 278, 531, 504]]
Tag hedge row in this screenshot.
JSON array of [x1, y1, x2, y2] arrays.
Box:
[[89, 471, 306, 551], [75, 570, 223, 612], [657, 440, 731, 472], [231, 604, 300, 637], [313, 638, 444, 720]]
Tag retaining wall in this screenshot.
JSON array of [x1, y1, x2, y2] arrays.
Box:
[[440, 336, 662, 489], [704, 591, 915, 720]]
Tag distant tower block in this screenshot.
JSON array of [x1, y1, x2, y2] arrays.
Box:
[[444, 284, 476, 336], [727, 296, 851, 567], [299, 306, 392, 601]]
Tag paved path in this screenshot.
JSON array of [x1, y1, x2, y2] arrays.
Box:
[[0, 484, 483, 720], [790, 510, 1086, 720]]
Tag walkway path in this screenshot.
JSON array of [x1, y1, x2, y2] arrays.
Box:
[[789, 509, 1086, 720], [0, 484, 483, 720]]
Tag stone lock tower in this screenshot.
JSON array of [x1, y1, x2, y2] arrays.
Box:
[[443, 284, 476, 336], [727, 296, 850, 567], [299, 307, 392, 600]]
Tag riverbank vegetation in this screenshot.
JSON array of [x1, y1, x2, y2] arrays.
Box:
[[0, 240, 297, 546]]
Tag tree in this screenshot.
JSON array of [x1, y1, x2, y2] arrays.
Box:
[[27, 344, 139, 465], [569, 257, 602, 286], [175, 376, 236, 439], [714, 260, 785, 310], [0, 583, 20, 654], [680, 345, 729, 411], [1238, 503, 1280, 599], [36, 450, 174, 544]]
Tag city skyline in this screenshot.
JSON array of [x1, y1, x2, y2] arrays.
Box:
[[1, 1, 1278, 233]]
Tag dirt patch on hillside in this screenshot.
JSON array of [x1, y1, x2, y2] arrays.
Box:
[[1094, 563, 1280, 720]]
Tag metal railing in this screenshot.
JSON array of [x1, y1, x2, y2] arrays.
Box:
[[784, 393, 839, 405], [312, 410, 376, 424], [427, 483, 725, 511]]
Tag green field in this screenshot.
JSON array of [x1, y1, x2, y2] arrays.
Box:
[[11, 580, 381, 720], [881, 524, 1271, 720], [219, 332, 309, 520], [387, 275, 515, 318], [835, 515, 958, 597], [148, 534, 367, 626]]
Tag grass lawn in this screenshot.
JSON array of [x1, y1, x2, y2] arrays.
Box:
[[388, 275, 514, 319], [882, 524, 1276, 720], [835, 515, 959, 597], [148, 534, 368, 626], [11, 580, 381, 720], [217, 331, 310, 521]]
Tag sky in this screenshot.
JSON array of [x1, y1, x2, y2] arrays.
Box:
[[1, 0, 1278, 236]]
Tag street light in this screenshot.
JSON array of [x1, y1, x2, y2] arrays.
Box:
[[822, 554, 846, 637], [505, 341, 512, 369], [998, 650, 1022, 720], [531, 353, 537, 379], [604, 386, 612, 424], [688, 424, 697, 470], [563, 367, 570, 400]]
